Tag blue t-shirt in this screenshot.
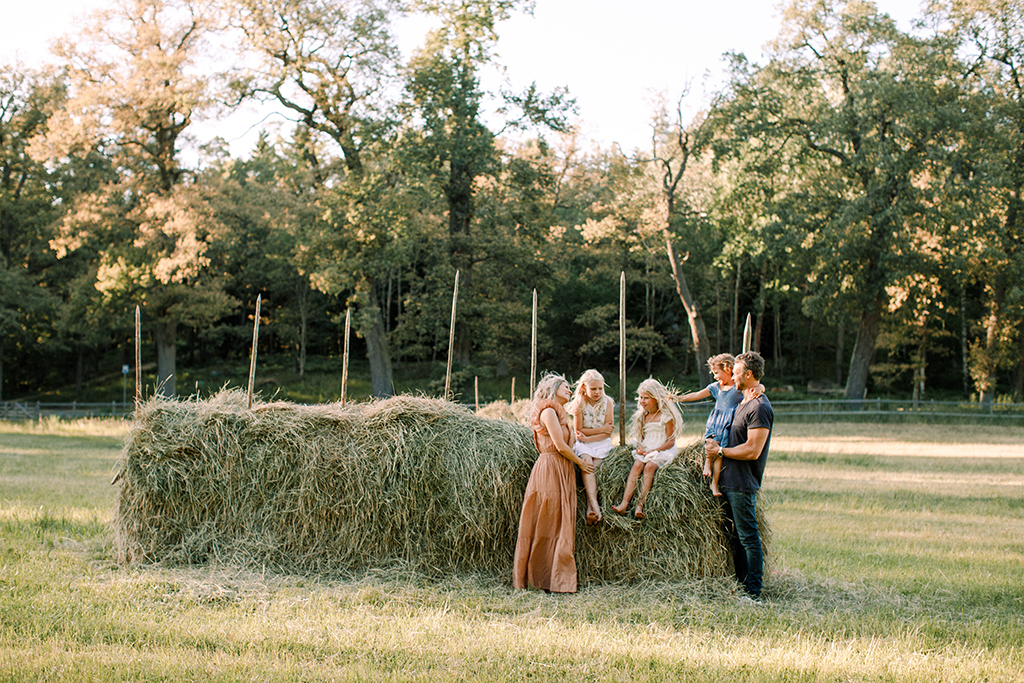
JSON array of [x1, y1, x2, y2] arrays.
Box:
[[704, 382, 743, 447], [719, 395, 774, 493]]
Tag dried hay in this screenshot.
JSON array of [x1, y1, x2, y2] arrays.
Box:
[[475, 399, 531, 425], [114, 389, 769, 584]]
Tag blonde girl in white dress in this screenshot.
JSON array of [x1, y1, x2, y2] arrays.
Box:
[[611, 378, 682, 520], [567, 369, 614, 525]]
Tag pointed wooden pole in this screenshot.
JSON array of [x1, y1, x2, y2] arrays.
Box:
[[340, 307, 351, 405], [134, 306, 142, 406], [530, 289, 537, 399], [444, 271, 459, 400], [743, 312, 753, 353], [619, 271, 626, 445], [511, 377, 516, 403], [474, 376, 479, 413], [246, 294, 262, 410]]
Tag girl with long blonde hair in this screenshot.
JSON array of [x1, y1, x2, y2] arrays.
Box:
[[567, 369, 614, 524], [611, 378, 682, 519]]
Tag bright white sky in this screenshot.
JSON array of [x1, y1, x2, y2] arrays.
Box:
[[3, 0, 926, 157]]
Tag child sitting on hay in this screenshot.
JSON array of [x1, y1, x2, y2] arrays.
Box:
[[612, 378, 683, 520], [567, 369, 614, 525]]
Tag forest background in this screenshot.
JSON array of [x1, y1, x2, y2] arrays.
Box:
[[1, 0, 1023, 406]]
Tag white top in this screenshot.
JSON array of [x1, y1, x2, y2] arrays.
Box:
[[635, 411, 678, 467]]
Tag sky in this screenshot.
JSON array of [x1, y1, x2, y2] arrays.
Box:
[[2, 0, 927, 156]]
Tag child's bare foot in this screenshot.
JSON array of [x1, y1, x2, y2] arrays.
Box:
[[611, 503, 628, 515], [710, 482, 722, 497], [634, 504, 645, 520], [703, 463, 712, 478]]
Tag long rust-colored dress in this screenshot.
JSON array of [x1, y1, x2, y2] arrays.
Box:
[[512, 398, 578, 593]]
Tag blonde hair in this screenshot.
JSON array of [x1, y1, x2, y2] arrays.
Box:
[[532, 372, 569, 403], [567, 368, 606, 416], [707, 353, 735, 372], [628, 378, 683, 445]]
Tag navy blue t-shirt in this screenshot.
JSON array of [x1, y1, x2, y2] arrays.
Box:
[[719, 394, 773, 493]]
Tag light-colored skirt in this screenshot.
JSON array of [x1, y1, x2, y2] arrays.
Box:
[[633, 444, 678, 468], [573, 437, 613, 461]]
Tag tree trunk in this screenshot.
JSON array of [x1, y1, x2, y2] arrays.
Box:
[[75, 345, 84, 394], [731, 260, 742, 353], [845, 305, 881, 401], [1013, 321, 1024, 403], [977, 279, 1006, 406], [754, 262, 767, 354], [960, 285, 970, 399], [155, 319, 177, 397], [978, 308, 1000, 406], [665, 236, 711, 386], [296, 282, 308, 379], [835, 323, 845, 388], [360, 282, 394, 398], [912, 323, 927, 405]]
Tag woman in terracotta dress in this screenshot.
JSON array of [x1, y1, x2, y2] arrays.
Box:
[[512, 373, 595, 593]]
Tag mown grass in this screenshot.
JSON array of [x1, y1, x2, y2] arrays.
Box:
[[1, 418, 1022, 682]]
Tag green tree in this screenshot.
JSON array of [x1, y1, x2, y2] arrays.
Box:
[[404, 0, 575, 364], [39, 0, 234, 396], [714, 0, 961, 400], [0, 65, 67, 399], [228, 0, 404, 396], [934, 0, 1024, 403]]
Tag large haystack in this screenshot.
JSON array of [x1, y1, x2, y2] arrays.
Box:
[[114, 389, 768, 584]]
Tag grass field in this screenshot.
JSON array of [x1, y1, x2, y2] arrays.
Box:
[[1, 417, 1022, 681]]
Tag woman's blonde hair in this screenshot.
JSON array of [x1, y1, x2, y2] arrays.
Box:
[[566, 368, 606, 416], [532, 372, 569, 403], [627, 378, 683, 445]]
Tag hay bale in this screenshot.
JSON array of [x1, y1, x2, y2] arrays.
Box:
[[475, 399, 531, 425], [577, 443, 771, 583], [114, 389, 768, 583]]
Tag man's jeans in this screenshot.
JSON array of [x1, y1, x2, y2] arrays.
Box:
[[721, 489, 763, 598]]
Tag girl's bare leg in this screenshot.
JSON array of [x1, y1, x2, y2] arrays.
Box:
[[703, 438, 715, 478], [710, 454, 722, 497], [582, 457, 601, 522], [635, 462, 659, 519], [613, 460, 644, 514]]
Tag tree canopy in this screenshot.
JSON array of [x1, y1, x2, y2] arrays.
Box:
[[2, 0, 1023, 405]]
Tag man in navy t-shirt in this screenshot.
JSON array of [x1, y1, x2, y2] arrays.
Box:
[[706, 351, 773, 600]]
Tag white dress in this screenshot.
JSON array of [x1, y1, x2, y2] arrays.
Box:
[[572, 395, 614, 460], [634, 411, 678, 468]]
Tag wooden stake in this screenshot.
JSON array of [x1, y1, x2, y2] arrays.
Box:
[[743, 312, 752, 353], [134, 305, 141, 406], [444, 271, 459, 400], [246, 294, 261, 410], [530, 289, 537, 399], [511, 377, 516, 402], [340, 307, 351, 405], [474, 376, 479, 413], [619, 271, 626, 445]]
